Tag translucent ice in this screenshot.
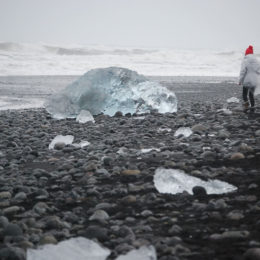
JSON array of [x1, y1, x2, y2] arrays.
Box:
[[48, 135, 74, 149], [45, 67, 177, 118], [72, 140, 90, 148], [27, 237, 111, 260], [140, 148, 160, 154], [174, 127, 193, 137], [227, 97, 239, 103], [154, 168, 237, 195], [217, 108, 233, 115], [76, 110, 95, 123], [116, 245, 157, 260]]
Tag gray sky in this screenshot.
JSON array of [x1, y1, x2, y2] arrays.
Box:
[[0, 0, 260, 49]]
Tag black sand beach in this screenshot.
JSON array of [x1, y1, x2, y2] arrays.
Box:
[[0, 77, 260, 260]]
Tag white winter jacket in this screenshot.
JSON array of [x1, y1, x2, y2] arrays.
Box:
[[239, 54, 260, 88]]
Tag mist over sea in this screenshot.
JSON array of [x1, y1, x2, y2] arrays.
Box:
[[1, 42, 259, 77]]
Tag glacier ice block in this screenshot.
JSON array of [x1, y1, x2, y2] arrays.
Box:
[[45, 67, 177, 118]]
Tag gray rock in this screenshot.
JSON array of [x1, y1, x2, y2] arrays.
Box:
[[244, 248, 260, 260], [89, 209, 109, 221], [0, 191, 12, 200], [54, 142, 66, 150], [230, 152, 245, 160], [45, 216, 64, 229], [39, 235, 58, 245], [192, 124, 207, 132], [84, 225, 108, 241], [218, 129, 230, 139], [255, 130, 260, 137], [0, 216, 9, 228], [210, 230, 250, 241], [3, 206, 20, 215], [192, 186, 207, 198], [3, 223, 23, 237], [168, 225, 183, 235], [14, 192, 27, 201], [201, 151, 216, 161], [226, 211, 245, 221], [141, 210, 153, 217], [33, 202, 49, 215], [0, 247, 26, 260]]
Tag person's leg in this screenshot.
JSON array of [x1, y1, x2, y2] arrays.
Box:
[[243, 86, 248, 102], [243, 86, 249, 110], [249, 89, 255, 112]]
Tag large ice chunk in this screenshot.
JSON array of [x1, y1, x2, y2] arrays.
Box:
[[45, 67, 177, 118], [27, 237, 111, 260], [154, 168, 237, 195], [116, 245, 157, 260]]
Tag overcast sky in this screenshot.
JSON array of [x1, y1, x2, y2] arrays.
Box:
[[0, 0, 260, 50]]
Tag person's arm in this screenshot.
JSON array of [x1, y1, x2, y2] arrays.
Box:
[[238, 59, 247, 85]]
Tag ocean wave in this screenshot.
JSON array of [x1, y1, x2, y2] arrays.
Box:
[[0, 42, 24, 51], [0, 42, 257, 76]]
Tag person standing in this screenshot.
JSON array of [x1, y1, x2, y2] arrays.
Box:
[[239, 45, 260, 112]]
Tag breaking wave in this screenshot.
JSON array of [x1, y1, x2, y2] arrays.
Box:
[[0, 42, 259, 76]]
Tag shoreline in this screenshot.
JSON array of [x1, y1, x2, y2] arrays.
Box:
[[0, 96, 260, 259]]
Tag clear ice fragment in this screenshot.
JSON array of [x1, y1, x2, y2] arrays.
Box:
[[27, 237, 111, 260], [48, 135, 74, 150], [115, 245, 157, 260], [227, 97, 239, 103], [174, 127, 193, 137], [76, 110, 95, 123], [154, 168, 237, 195]]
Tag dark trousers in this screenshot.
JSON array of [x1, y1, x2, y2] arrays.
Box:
[[243, 86, 255, 107]]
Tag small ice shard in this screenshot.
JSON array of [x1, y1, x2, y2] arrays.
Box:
[[227, 97, 239, 103], [27, 237, 111, 260], [44, 67, 177, 118], [116, 245, 157, 260], [174, 127, 193, 137], [217, 108, 233, 115], [157, 127, 172, 133], [73, 140, 90, 148], [154, 168, 237, 195], [76, 110, 95, 123], [48, 135, 74, 150], [140, 148, 160, 154], [133, 116, 146, 120], [117, 147, 128, 155]]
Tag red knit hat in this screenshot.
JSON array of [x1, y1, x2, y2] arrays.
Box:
[[245, 45, 253, 55]]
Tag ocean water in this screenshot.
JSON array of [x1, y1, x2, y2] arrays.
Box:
[[1, 42, 258, 77], [0, 42, 247, 111]]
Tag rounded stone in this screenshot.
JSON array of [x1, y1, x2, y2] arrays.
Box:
[[0, 216, 9, 228], [0, 247, 26, 260], [192, 186, 207, 197], [121, 169, 141, 175], [244, 248, 260, 260], [84, 225, 108, 241], [191, 124, 207, 132], [3, 223, 23, 237], [3, 206, 20, 215], [0, 191, 12, 200], [230, 152, 245, 160], [255, 130, 260, 137], [89, 210, 109, 221], [39, 235, 58, 245]]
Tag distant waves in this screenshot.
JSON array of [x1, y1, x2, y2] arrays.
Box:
[[0, 42, 252, 76]]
